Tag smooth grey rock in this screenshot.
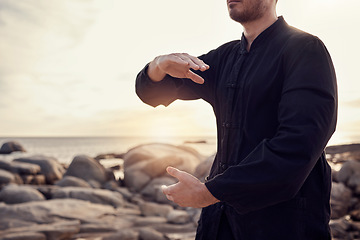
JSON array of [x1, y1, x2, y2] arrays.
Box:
[[330, 182, 352, 219], [123, 143, 202, 195], [0, 185, 45, 204], [64, 155, 108, 186], [0, 232, 46, 240], [139, 227, 166, 240], [52, 187, 124, 207], [348, 173, 360, 194], [21, 174, 46, 185], [0, 199, 116, 230], [55, 176, 91, 188], [134, 216, 167, 227], [10, 161, 41, 175], [337, 160, 360, 184], [0, 159, 12, 171], [113, 186, 133, 200], [14, 155, 65, 184], [0, 141, 26, 154], [140, 177, 176, 201], [153, 222, 197, 234], [329, 218, 351, 239], [140, 202, 173, 217], [167, 209, 191, 224], [79, 223, 120, 233], [194, 154, 215, 182], [103, 229, 139, 240], [0, 220, 80, 240], [0, 169, 15, 185], [0, 159, 40, 175], [124, 163, 151, 192]]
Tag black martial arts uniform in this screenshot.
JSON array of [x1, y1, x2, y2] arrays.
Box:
[[135, 17, 337, 240]]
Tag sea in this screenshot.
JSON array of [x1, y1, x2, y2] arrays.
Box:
[[0, 136, 217, 165]]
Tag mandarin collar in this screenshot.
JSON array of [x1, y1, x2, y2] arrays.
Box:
[[240, 16, 287, 53]]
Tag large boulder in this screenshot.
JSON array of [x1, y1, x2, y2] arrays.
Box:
[[52, 187, 125, 208], [0, 141, 26, 154], [0, 184, 45, 204], [122, 143, 203, 200], [14, 155, 65, 184], [64, 155, 108, 186]]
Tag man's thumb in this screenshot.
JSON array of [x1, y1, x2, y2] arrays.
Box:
[[166, 166, 182, 180]]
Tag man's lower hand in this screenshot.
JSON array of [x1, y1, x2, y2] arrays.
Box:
[[161, 166, 219, 208]]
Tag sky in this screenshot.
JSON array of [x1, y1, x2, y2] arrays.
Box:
[[0, 0, 359, 145]]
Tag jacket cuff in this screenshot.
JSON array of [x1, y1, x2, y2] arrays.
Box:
[[205, 177, 225, 202]]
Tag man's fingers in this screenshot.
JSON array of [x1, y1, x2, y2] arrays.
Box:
[[186, 70, 205, 84], [161, 185, 170, 195], [166, 166, 181, 179], [185, 54, 210, 71], [173, 53, 209, 72]]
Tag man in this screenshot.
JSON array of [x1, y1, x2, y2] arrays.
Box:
[[135, 0, 337, 239]]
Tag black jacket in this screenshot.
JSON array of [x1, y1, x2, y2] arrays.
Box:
[[135, 17, 337, 240]]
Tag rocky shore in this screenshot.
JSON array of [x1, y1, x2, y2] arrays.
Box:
[[0, 141, 359, 240]]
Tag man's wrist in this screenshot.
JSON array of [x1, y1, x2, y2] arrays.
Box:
[[200, 183, 220, 207], [147, 57, 166, 82]]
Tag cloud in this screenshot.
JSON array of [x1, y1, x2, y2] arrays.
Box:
[[0, 0, 97, 75]]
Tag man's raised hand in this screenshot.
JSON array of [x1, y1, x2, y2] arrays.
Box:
[[147, 53, 210, 84]]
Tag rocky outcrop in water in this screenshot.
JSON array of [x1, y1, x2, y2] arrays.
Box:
[[0, 141, 26, 154]]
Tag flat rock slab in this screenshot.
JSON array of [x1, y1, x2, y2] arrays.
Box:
[[52, 186, 125, 208], [0, 199, 116, 230], [0, 220, 80, 240]]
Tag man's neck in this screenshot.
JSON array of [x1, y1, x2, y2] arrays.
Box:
[[242, 12, 278, 51]]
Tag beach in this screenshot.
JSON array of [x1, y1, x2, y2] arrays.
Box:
[[0, 139, 359, 240]]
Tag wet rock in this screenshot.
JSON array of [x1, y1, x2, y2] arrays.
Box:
[[0, 141, 26, 154], [14, 156, 65, 184], [52, 187, 125, 207], [64, 155, 108, 186], [330, 182, 352, 219], [167, 209, 191, 224], [55, 176, 91, 188]]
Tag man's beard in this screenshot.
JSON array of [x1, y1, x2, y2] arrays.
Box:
[[228, 1, 267, 24]]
